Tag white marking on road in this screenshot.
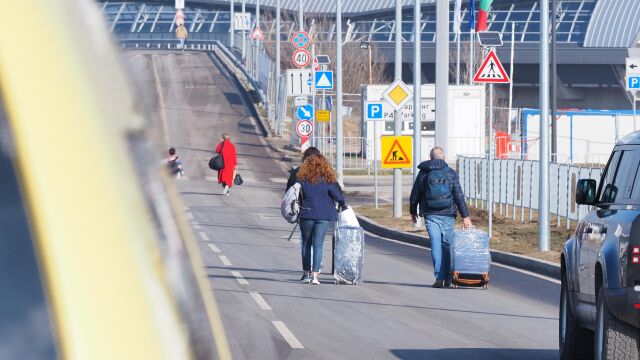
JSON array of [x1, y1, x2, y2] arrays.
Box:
[[198, 231, 210, 241], [270, 177, 288, 183], [186, 212, 194, 220], [208, 243, 221, 253], [230, 271, 249, 285], [219, 255, 232, 266], [272, 321, 304, 349], [249, 292, 272, 311], [150, 57, 171, 145], [193, 224, 201, 229], [365, 230, 561, 285]]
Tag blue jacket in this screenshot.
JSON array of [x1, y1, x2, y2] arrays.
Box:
[[409, 159, 469, 218], [299, 180, 346, 222]]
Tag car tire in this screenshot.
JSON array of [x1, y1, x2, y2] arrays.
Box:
[[560, 270, 594, 360], [595, 283, 639, 360]]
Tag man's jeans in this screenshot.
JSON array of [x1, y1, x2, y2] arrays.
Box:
[[425, 215, 455, 281], [300, 219, 329, 272]]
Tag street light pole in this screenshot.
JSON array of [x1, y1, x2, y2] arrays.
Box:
[[242, 0, 246, 62], [298, 0, 304, 31], [393, 0, 402, 218], [435, 0, 449, 153], [539, 0, 551, 252], [413, 0, 422, 181], [336, 0, 344, 186], [230, 0, 235, 49], [275, 0, 281, 133]]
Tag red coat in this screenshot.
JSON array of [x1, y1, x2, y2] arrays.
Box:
[[215, 140, 237, 187]]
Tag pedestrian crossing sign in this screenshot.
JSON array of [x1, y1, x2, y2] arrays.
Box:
[[473, 50, 510, 84], [381, 136, 412, 169]]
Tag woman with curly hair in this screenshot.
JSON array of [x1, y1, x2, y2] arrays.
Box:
[[296, 154, 346, 285]]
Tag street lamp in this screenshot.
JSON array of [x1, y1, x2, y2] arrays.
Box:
[[360, 41, 372, 84]]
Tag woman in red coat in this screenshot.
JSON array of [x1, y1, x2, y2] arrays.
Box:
[[215, 134, 237, 196]]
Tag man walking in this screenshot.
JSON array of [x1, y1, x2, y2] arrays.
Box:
[[410, 147, 472, 288]]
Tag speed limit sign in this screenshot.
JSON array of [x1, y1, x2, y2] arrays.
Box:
[[296, 120, 313, 137], [292, 49, 311, 68]]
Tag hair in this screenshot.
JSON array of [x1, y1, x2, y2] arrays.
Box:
[[430, 147, 445, 160], [169, 147, 176, 156], [302, 147, 321, 162], [297, 154, 336, 184], [222, 133, 231, 140]]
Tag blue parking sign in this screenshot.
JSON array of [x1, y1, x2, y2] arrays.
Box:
[[628, 76, 640, 90], [367, 103, 384, 120]]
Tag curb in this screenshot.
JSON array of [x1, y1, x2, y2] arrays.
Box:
[[357, 214, 561, 280]]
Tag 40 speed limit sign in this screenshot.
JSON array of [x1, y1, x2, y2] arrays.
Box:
[[296, 120, 313, 137], [292, 49, 311, 68]]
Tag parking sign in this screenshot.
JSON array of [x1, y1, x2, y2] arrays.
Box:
[[628, 76, 640, 91]]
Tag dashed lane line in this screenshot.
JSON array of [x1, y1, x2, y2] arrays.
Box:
[[272, 321, 304, 349], [208, 243, 221, 253], [219, 255, 232, 266], [198, 231, 210, 241], [230, 271, 249, 285], [249, 292, 272, 311]]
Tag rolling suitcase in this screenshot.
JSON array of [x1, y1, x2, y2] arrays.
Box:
[[333, 225, 364, 285], [450, 228, 491, 289]]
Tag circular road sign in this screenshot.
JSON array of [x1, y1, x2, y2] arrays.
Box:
[[296, 120, 313, 137], [292, 49, 311, 68], [291, 31, 311, 49]]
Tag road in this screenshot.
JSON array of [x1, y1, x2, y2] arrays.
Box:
[[126, 51, 560, 360]]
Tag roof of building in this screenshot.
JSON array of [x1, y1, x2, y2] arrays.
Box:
[[584, 0, 640, 48]]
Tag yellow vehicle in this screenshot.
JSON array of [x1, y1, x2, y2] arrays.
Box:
[[0, 0, 230, 359]]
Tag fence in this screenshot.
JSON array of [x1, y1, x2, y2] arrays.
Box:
[[457, 156, 602, 228], [316, 137, 369, 170]]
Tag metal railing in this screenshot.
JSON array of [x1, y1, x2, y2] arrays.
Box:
[[457, 156, 603, 227], [316, 137, 369, 170]]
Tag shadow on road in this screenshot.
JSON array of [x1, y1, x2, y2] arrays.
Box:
[[391, 348, 558, 360]]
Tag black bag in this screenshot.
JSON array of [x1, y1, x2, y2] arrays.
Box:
[[209, 142, 225, 170], [234, 173, 243, 185], [424, 168, 453, 210]]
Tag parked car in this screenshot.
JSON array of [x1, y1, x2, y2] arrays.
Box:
[[560, 132, 640, 359]]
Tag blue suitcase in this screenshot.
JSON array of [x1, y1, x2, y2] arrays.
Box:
[[451, 228, 491, 289]]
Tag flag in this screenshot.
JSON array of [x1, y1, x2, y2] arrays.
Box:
[[453, 0, 462, 34], [477, 0, 493, 32], [468, 0, 476, 32]]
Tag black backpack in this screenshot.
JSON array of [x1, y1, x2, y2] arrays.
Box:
[[424, 168, 453, 210]]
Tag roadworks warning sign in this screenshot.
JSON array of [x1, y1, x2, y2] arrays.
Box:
[[381, 136, 413, 169]]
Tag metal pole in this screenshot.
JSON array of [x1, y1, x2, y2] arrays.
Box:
[[369, 46, 373, 84], [393, 0, 402, 218], [336, 0, 344, 186], [539, 0, 551, 252], [311, 44, 316, 147], [551, 0, 557, 162], [374, 123, 379, 208], [435, 0, 449, 152], [634, 93, 637, 132], [275, 0, 280, 132], [469, 29, 475, 84], [508, 22, 514, 136], [230, 0, 235, 49], [242, 0, 246, 62], [456, 34, 461, 85], [414, 0, 422, 180], [298, 0, 304, 31], [489, 82, 494, 238], [256, 0, 260, 79]]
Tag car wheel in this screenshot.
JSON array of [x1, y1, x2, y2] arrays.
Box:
[[560, 270, 594, 360], [595, 283, 639, 360]]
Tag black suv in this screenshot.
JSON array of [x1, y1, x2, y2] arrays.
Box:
[[561, 132, 640, 359]]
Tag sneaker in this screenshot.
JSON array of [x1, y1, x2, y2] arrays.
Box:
[[311, 275, 320, 285], [222, 185, 230, 195], [432, 279, 444, 288], [300, 273, 311, 284], [444, 280, 452, 288]]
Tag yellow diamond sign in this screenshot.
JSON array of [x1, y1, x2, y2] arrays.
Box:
[[382, 80, 413, 110]]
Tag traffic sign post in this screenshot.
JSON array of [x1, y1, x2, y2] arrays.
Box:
[[627, 58, 640, 132], [292, 49, 311, 68], [296, 120, 313, 137], [251, 27, 264, 41], [286, 69, 313, 96], [291, 31, 311, 49], [314, 71, 333, 90], [382, 80, 413, 111], [381, 136, 412, 169], [296, 105, 314, 120], [316, 110, 330, 122]]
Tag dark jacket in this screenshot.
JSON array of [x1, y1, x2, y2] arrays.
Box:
[[286, 167, 299, 192], [409, 159, 469, 218], [299, 180, 346, 222]]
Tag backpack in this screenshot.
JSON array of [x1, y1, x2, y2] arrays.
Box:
[[281, 183, 302, 224], [424, 168, 453, 210], [167, 158, 180, 175]]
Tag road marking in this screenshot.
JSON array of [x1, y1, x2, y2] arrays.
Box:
[[272, 321, 304, 349], [219, 255, 232, 266], [230, 271, 249, 285], [186, 212, 194, 220], [365, 230, 561, 285], [249, 292, 272, 311], [150, 56, 171, 146], [193, 223, 201, 229], [208, 243, 221, 253], [198, 231, 210, 241]]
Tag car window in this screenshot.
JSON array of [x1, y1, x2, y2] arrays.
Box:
[[598, 151, 622, 204], [0, 98, 58, 359]]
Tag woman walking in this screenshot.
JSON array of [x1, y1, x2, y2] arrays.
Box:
[[215, 134, 237, 196], [296, 154, 346, 285]]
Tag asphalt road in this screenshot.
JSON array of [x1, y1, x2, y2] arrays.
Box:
[[126, 51, 560, 360]]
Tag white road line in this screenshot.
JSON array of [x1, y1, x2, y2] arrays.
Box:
[[249, 292, 272, 311], [150, 57, 171, 145], [208, 243, 221, 253], [272, 321, 304, 349], [198, 231, 210, 241], [219, 255, 232, 266], [365, 230, 561, 284], [230, 271, 249, 285], [193, 224, 201, 229], [186, 212, 195, 220]]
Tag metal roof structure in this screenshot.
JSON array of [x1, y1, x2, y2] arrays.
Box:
[[584, 0, 640, 48]]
